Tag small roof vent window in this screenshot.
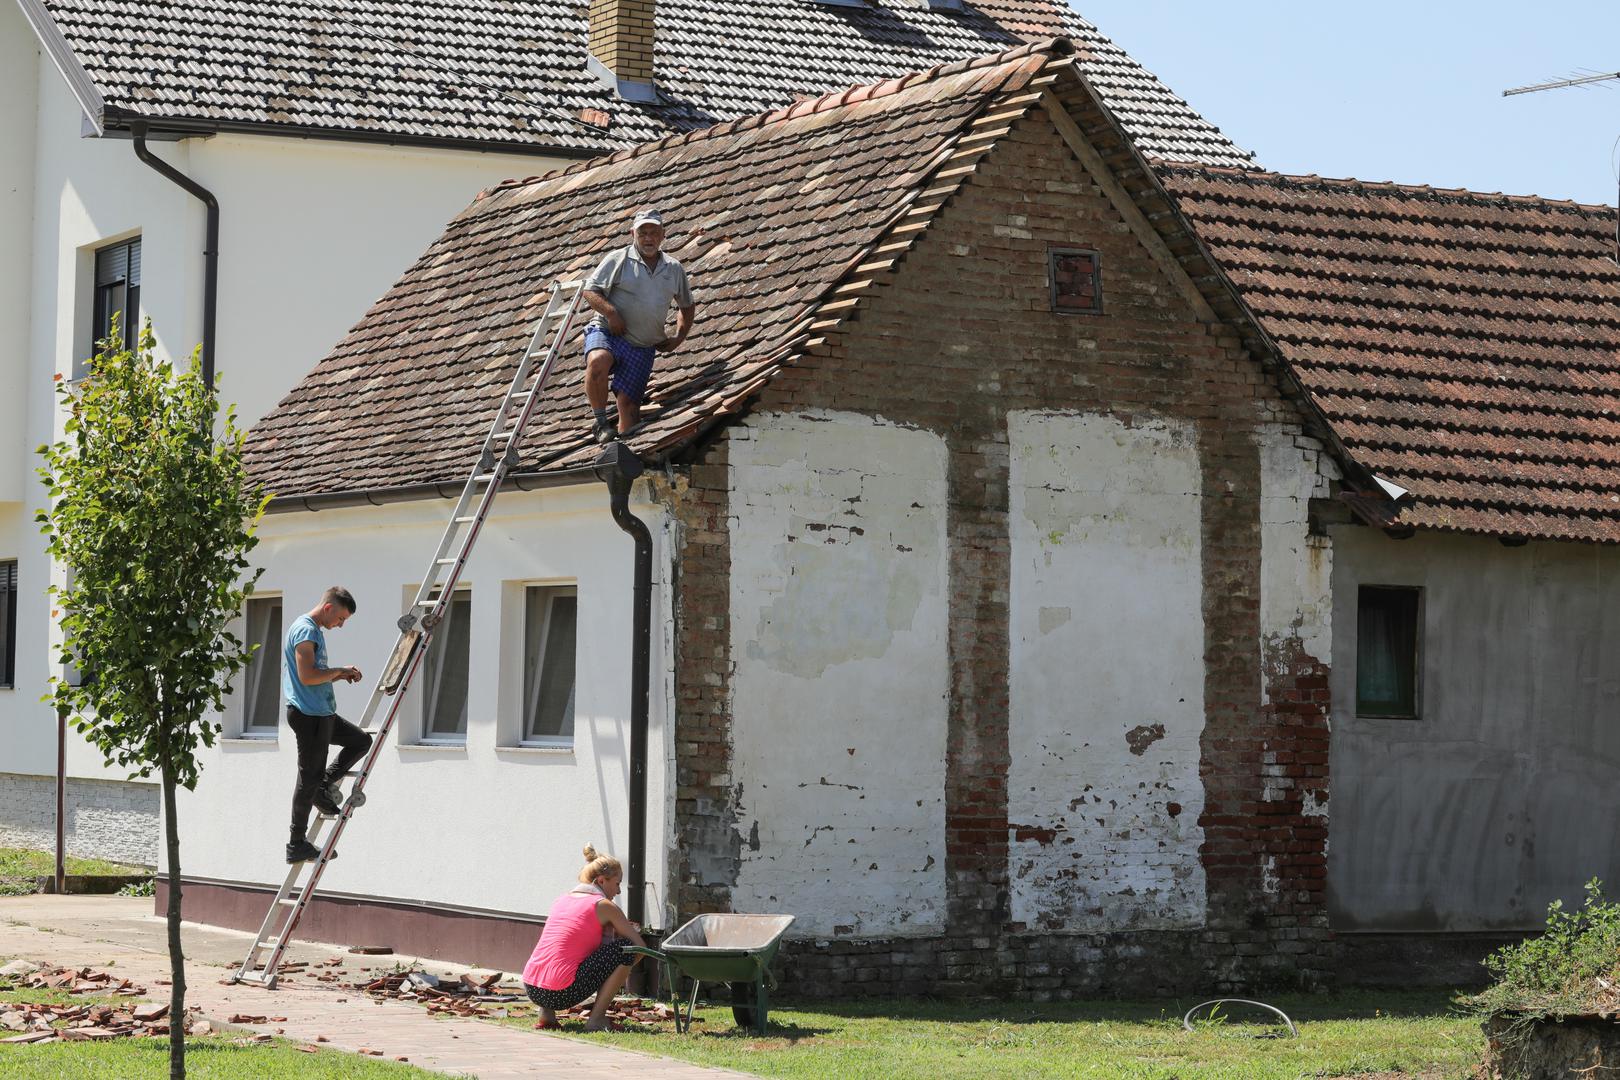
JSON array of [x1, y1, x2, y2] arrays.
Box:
[[1049, 246, 1103, 315]]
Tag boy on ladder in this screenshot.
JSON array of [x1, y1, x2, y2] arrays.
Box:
[[283, 587, 371, 864]]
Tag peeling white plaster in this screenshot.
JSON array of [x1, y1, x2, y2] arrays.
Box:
[[1257, 425, 1334, 690], [1006, 411, 1207, 932], [728, 412, 949, 937]]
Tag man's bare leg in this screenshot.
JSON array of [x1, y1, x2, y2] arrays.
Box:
[[614, 392, 640, 434], [585, 349, 614, 412], [583, 965, 633, 1031]]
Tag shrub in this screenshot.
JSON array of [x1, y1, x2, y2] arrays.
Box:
[[1473, 879, 1620, 1021]]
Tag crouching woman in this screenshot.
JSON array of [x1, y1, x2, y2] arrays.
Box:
[[522, 845, 647, 1030]]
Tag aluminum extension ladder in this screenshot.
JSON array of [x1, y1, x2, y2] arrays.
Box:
[[231, 279, 588, 988]]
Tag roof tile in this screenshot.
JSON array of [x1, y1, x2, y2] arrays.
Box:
[[38, 0, 1253, 166], [1162, 164, 1620, 544], [246, 40, 1055, 499]]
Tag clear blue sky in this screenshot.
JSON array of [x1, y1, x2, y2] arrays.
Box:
[[1075, 1, 1620, 205]]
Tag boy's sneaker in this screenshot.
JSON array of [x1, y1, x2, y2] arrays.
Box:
[[285, 840, 331, 864]]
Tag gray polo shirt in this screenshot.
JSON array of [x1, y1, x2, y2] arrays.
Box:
[[584, 245, 694, 348]]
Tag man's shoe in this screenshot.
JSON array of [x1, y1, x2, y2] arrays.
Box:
[[285, 840, 326, 864], [594, 418, 621, 445]]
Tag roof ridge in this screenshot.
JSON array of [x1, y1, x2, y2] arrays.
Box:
[[1158, 161, 1618, 216], [481, 37, 1077, 199]]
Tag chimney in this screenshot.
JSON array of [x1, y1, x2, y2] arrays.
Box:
[[586, 0, 658, 103]]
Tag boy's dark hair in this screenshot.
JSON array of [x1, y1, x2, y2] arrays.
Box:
[[322, 586, 357, 614]]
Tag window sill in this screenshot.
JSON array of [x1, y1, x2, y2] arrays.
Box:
[[497, 744, 574, 756], [221, 734, 279, 743], [399, 742, 468, 753]]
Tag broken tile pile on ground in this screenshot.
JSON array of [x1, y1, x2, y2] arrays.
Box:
[[349, 968, 681, 1030], [0, 963, 217, 1045]]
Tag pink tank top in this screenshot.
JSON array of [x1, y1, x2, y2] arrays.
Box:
[[523, 891, 606, 991]]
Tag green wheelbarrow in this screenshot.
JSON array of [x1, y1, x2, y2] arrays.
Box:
[[627, 913, 795, 1035]]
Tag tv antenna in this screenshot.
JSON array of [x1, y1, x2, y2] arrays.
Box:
[[1503, 71, 1620, 96], [1502, 69, 1620, 264]]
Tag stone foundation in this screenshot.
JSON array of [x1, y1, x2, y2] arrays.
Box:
[[0, 772, 157, 868]]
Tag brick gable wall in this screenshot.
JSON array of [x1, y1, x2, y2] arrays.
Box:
[[667, 107, 1334, 996]]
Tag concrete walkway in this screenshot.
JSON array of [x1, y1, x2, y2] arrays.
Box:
[[0, 895, 744, 1079]]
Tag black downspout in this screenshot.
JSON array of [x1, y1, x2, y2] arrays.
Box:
[[594, 442, 651, 926], [129, 121, 219, 390]]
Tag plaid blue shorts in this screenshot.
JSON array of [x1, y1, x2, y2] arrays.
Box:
[[585, 327, 658, 405]]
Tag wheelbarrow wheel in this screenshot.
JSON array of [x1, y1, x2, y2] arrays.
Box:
[[729, 981, 761, 1032]]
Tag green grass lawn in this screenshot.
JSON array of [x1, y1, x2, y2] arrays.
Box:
[[0, 847, 150, 897], [0, 985, 435, 1078], [0, 847, 148, 878], [516, 991, 1484, 1080]]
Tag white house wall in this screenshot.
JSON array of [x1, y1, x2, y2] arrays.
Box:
[[1006, 411, 1207, 932], [1257, 425, 1333, 675], [1328, 528, 1620, 931], [727, 411, 950, 938], [0, 3, 40, 503], [4, 59, 567, 794], [168, 484, 675, 924]]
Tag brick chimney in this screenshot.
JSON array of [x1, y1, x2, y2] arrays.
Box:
[[586, 0, 658, 103]]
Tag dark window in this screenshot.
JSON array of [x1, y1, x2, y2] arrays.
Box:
[[523, 585, 577, 744], [1050, 245, 1102, 315], [0, 561, 16, 689], [242, 597, 283, 733], [1357, 586, 1421, 718], [422, 589, 472, 741], [92, 238, 141, 355]]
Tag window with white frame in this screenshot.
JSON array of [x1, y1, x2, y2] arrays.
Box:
[[522, 585, 577, 745], [241, 596, 283, 734], [421, 589, 472, 741]]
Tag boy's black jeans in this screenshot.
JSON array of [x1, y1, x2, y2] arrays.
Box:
[[286, 706, 373, 844]]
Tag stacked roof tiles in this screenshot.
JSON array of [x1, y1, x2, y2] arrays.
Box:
[[1161, 166, 1620, 544], [244, 41, 1070, 499], [32, 0, 1253, 166]]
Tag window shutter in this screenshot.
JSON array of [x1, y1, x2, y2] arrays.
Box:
[[94, 239, 141, 286], [95, 244, 127, 286]]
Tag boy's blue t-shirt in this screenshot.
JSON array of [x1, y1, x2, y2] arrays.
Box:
[[282, 613, 337, 716]]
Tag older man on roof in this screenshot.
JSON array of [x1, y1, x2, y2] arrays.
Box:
[[582, 210, 697, 444]]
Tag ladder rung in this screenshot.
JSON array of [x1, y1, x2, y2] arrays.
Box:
[[490, 430, 515, 440], [435, 558, 458, 565], [277, 898, 298, 906], [452, 517, 477, 524]]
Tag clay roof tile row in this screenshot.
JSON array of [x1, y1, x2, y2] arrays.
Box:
[[1161, 164, 1620, 544], [35, 0, 1254, 166]]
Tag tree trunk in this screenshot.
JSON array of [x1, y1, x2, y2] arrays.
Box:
[[161, 757, 186, 1080]]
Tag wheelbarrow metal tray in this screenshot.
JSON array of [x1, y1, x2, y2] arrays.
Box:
[[660, 913, 795, 983]]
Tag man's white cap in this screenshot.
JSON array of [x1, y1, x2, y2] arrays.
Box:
[[631, 209, 664, 229]]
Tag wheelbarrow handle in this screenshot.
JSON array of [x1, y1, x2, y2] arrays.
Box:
[[624, 946, 668, 963]]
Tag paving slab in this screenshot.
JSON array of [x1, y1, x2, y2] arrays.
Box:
[[0, 894, 746, 1079]]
